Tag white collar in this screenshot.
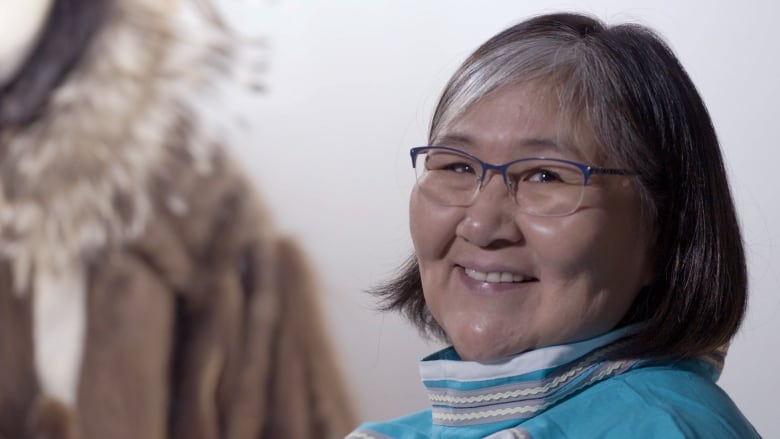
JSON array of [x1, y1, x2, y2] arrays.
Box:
[[420, 324, 641, 382]]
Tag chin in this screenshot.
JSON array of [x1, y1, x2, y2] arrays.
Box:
[[440, 316, 537, 362], [452, 337, 531, 362]]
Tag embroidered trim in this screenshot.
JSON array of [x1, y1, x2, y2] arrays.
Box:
[[429, 340, 639, 426], [433, 360, 635, 425], [428, 338, 628, 406], [428, 362, 586, 405]]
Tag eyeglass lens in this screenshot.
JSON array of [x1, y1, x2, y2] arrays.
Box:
[[413, 149, 587, 216]]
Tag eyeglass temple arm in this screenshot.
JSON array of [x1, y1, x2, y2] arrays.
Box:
[[410, 148, 420, 167], [590, 167, 637, 176]]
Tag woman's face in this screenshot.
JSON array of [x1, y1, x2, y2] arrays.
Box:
[[410, 84, 655, 362]]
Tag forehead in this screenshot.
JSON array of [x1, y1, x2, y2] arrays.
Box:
[[435, 83, 599, 161]]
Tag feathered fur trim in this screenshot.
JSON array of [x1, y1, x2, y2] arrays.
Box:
[[0, 0, 242, 293]]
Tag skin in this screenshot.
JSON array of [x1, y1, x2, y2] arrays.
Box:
[[410, 84, 655, 362]]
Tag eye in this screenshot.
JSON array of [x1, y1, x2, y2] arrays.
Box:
[[525, 168, 563, 183], [425, 152, 479, 175], [443, 161, 477, 174], [510, 160, 583, 185]]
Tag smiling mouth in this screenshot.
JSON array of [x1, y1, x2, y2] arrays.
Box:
[[463, 267, 537, 284]]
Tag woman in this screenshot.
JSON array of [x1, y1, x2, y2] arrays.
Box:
[[348, 12, 759, 438]]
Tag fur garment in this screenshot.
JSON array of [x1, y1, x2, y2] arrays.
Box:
[[0, 0, 356, 437]]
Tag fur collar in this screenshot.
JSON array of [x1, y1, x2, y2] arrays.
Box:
[[0, 0, 232, 293]]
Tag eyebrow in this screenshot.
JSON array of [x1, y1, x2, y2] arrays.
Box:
[[432, 133, 577, 157]]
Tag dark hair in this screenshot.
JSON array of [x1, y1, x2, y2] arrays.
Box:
[[372, 12, 747, 360]]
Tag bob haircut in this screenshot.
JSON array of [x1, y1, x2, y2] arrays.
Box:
[[373, 12, 747, 360]]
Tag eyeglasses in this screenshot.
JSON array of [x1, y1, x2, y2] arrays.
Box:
[[410, 146, 635, 217]]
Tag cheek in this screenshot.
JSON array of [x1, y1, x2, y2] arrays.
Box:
[[523, 210, 649, 287], [409, 187, 461, 259], [521, 218, 592, 277]]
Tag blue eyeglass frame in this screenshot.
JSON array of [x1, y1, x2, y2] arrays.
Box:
[[409, 146, 636, 187]]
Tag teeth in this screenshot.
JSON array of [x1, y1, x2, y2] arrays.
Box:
[[465, 268, 531, 283]]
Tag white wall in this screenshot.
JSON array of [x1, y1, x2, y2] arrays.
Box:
[[218, 0, 779, 436]]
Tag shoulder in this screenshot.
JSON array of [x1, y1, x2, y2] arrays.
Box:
[[346, 410, 432, 439], [523, 359, 761, 438]]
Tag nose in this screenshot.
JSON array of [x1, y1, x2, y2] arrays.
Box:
[[456, 172, 524, 248]]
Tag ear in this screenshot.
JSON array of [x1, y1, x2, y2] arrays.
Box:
[[0, 0, 54, 86]]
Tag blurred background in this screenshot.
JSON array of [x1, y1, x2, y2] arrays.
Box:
[[216, 0, 779, 435]]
